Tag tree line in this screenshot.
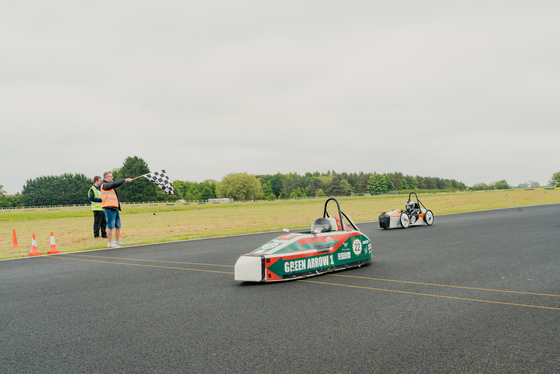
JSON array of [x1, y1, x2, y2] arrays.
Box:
[[2, 156, 558, 207]]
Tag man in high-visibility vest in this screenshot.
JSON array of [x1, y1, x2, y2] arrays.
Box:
[[101, 171, 132, 248], [89, 176, 107, 239]]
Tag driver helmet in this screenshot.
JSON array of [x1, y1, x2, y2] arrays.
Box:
[[405, 200, 414, 211], [311, 218, 332, 233]]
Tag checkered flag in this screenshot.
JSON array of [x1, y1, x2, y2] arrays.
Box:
[[142, 169, 175, 194]]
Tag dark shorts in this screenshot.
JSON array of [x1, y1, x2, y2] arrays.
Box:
[[103, 208, 121, 229]]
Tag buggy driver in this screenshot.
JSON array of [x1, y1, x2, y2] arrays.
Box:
[[405, 200, 419, 223]]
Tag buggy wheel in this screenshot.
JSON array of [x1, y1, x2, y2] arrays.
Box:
[[400, 213, 410, 229], [424, 210, 434, 226]]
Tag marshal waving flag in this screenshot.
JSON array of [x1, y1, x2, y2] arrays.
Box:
[[142, 169, 175, 194]]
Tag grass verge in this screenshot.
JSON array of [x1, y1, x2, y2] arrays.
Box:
[[1, 189, 558, 259]]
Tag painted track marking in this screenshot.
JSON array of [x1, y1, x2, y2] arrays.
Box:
[[53, 255, 560, 311], [300, 279, 560, 311], [67, 253, 234, 267], [328, 273, 560, 298], [54, 255, 233, 275]]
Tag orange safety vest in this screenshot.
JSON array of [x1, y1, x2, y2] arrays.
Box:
[[101, 183, 119, 209]]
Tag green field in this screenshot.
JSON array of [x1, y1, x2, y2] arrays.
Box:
[[1, 189, 558, 260]]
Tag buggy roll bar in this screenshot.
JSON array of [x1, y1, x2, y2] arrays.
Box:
[[408, 192, 428, 211], [322, 197, 358, 231]]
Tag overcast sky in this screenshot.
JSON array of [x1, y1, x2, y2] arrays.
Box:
[[2, 1, 559, 195]]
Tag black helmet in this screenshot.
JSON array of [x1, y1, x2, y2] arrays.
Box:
[[311, 218, 332, 233]]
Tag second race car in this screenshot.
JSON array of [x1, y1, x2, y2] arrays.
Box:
[[378, 192, 434, 229]]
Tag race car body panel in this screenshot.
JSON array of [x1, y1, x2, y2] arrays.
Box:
[[234, 255, 263, 282], [235, 198, 372, 282], [235, 230, 371, 282]]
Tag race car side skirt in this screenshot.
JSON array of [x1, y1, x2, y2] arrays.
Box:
[[280, 258, 371, 281]]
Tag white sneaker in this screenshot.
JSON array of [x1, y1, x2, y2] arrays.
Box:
[[115, 241, 123, 245], [107, 242, 121, 248]]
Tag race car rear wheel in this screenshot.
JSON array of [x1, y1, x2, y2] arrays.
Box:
[[400, 213, 410, 229], [425, 210, 434, 226]]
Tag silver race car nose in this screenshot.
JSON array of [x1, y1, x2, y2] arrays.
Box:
[[234, 255, 263, 282]]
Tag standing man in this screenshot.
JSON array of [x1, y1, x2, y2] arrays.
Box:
[[89, 176, 107, 239], [101, 171, 132, 248]]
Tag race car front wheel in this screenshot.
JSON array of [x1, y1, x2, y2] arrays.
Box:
[[425, 210, 434, 226], [400, 213, 410, 229]]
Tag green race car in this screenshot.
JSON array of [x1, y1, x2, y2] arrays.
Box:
[[234, 198, 372, 282]]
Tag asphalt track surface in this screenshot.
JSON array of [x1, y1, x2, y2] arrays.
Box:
[[1, 204, 559, 373]]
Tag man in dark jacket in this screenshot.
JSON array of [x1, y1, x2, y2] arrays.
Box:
[[88, 176, 107, 238], [101, 171, 132, 248]]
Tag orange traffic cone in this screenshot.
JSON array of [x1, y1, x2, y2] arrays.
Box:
[[11, 229, 21, 247], [47, 231, 60, 255], [28, 234, 42, 257]]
